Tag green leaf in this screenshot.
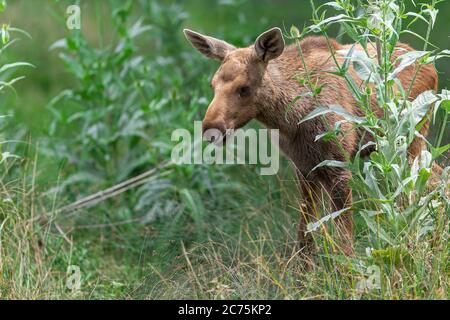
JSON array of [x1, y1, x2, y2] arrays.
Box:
[[401, 30, 439, 50], [425, 49, 450, 64], [400, 91, 438, 130], [430, 144, 450, 159], [341, 44, 356, 73], [391, 176, 416, 199], [0, 62, 35, 74], [315, 131, 336, 142], [416, 167, 431, 195], [290, 25, 300, 38], [180, 189, 205, 231], [389, 51, 429, 80], [321, 2, 344, 11], [341, 22, 362, 44], [338, 49, 377, 82], [371, 246, 411, 266], [0, 1, 6, 13], [312, 160, 348, 172], [306, 207, 350, 233], [0, 76, 25, 92], [8, 27, 32, 39], [1, 24, 10, 44], [361, 211, 395, 246], [0, 151, 19, 164], [299, 104, 366, 125], [424, 8, 438, 28], [309, 14, 356, 32], [442, 100, 450, 113], [405, 12, 429, 26]]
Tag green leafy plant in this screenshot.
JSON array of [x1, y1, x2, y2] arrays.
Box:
[[0, 1, 33, 165], [289, 0, 449, 269]]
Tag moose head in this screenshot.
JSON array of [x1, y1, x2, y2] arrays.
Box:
[[184, 28, 285, 144]]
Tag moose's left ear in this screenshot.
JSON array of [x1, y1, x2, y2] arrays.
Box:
[[183, 29, 236, 61], [254, 27, 285, 62]]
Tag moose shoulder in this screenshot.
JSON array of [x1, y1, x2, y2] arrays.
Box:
[[183, 27, 438, 257]]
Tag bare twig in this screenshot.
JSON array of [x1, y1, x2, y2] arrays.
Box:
[[54, 161, 172, 215]]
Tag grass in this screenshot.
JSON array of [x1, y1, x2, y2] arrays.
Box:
[[0, 0, 449, 300], [2, 160, 448, 299]]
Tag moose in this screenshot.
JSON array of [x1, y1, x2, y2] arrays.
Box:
[[183, 27, 438, 257]]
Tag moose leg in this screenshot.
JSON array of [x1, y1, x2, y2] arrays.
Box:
[[328, 170, 354, 256]]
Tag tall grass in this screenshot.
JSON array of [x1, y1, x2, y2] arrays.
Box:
[[0, 1, 70, 299]]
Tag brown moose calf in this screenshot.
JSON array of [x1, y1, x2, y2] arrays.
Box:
[[184, 27, 438, 257]]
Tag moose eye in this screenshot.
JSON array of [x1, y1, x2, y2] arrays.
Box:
[[238, 86, 251, 98]]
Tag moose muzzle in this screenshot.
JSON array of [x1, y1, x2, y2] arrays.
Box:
[[202, 120, 227, 145]]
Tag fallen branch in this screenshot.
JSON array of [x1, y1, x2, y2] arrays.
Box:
[[55, 160, 172, 215]]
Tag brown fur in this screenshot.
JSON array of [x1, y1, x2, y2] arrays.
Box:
[[184, 29, 439, 257]]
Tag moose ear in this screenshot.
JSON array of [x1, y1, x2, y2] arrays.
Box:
[[183, 29, 236, 61], [254, 27, 285, 62]]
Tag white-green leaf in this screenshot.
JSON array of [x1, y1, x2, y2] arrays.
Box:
[[411, 90, 438, 124], [0, 62, 35, 74], [434, 89, 450, 122], [425, 49, 450, 64], [389, 51, 429, 80], [322, 2, 344, 11], [309, 14, 355, 32], [299, 104, 366, 125], [405, 12, 429, 25], [0, 152, 19, 164], [338, 49, 377, 82], [424, 8, 438, 28], [306, 208, 350, 233], [312, 160, 348, 172]]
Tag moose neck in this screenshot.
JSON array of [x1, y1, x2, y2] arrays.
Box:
[[256, 49, 310, 139]]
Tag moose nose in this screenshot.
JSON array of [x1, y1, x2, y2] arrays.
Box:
[[202, 122, 226, 144]]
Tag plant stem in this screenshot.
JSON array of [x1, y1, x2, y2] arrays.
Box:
[[436, 111, 448, 149]]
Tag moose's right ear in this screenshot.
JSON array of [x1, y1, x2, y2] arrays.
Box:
[[183, 29, 236, 61], [254, 27, 285, 63]]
